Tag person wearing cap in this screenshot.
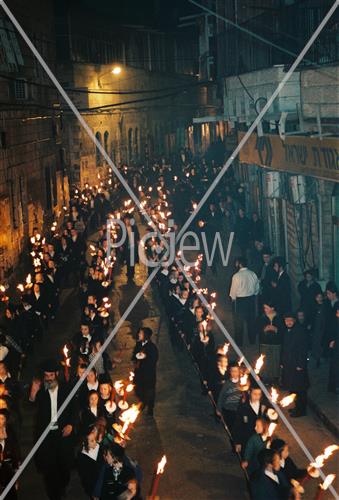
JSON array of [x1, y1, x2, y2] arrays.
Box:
[[258, 247, 276, 307], [271, 258, 291, 315], [280, 314, 309, 417], [132, 327, 158, 416], [297, 270, 322, 324], [29, 359, 76, 500]]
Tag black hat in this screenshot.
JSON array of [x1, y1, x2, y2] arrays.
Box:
[[41, 358, 60, 373], [98, 373, 112, 385], [283, 312, 296, 320], [262, 247, 272, 256]]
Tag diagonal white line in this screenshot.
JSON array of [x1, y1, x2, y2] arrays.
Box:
[[176, 0, 338, 242], [176, 259, 339, 499], [0, 266, 160, 499], [0, 0, 163, 237]]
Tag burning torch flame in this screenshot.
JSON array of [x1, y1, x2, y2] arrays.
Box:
[[63, 345, 69, 359], [157, 455, 167, 475], [119, 404, 140, 434], [254, 354, 265, 375], [26, 274, 32, 285], [270, 387, 279, 405], [114, 380, 124, 392], [222, 343, 230, 356], [17, 284, 24, 293], [238, 357, 244, 367], [320, 474, 336, 490], [310, 445, 339, 469], [280, 393, 296, 408], [240, 373, 248, 386], [267, 422, 277, 437]]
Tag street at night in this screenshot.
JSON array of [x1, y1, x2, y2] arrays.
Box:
[[0, 1, 338, 500]]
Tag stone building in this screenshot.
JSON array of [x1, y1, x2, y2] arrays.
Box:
[[214, 0, 339, 295], [0, 0, 67, 280], [55, 1, 201, 188]]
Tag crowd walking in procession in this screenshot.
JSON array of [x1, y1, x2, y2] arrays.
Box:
[[0, 152, 337, 500]]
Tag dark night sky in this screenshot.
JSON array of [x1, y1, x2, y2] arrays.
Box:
[[61, 0, 198, 29]]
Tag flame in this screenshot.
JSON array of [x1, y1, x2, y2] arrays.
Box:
[[129, 371, 135, 381], [114, 380, 124, 392], [26, 274, 32, 285], [17, 284, 24, 292], [240, 373, 248, 386], [270, 387, 279, 405], [320, 474, 336, 490], [119, 404, 140, 434], [280, 393, 296, 408], [324, 445, 339, 459], [0, 285, 5, 293], [222, 343, 230, 356], [66, 358, 71, 367], [211, 302, 217, 310], [254, 354, 265, 375], [238, 357, 244, 366], [201, 320, 208, 332], [268, 422, 277, 437], [126, 384, 134, 392], [157, 455, 167, 475], [63, 345, 69, 359]]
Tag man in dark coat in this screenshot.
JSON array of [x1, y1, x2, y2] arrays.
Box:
[[132, 327, 158, 416], [280, 313, 309, 417], [297, 270, 322, 323], [120, 215, 140, 281], [271, 258, 291, 315], [29, 359, 76, 500]]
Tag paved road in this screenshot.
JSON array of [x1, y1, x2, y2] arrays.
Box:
[[14, 230, 338, 500]]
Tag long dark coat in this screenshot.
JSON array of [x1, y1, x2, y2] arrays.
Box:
[[281, 324, 309, 391]]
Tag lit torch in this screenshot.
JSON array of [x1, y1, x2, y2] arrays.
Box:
[[149, 455, 167, 500], [314, 474, 336, 500], [62, 345, 71, 382], [280, 393, 296, 408], [254, 354, 265, 375]]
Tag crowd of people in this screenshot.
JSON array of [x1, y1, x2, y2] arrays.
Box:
[[0, 152, 337, 500]]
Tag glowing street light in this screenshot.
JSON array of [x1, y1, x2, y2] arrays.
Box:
[[111, 66, 122, 75]]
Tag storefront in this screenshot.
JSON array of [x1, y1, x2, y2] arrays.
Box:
[[237, 132, 339, 292]]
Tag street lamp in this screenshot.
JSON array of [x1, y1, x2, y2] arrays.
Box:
[[98, 66, 123, 88], [111, 66, 122, 75]]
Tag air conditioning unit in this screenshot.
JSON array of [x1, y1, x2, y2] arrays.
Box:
[[290, 175, 306, 204], [265, 171, 281, 198]]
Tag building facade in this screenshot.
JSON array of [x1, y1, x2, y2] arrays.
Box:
[[0, 0, 67, 280], [55, 2, 201, 187], [215, 0, 339, 294]]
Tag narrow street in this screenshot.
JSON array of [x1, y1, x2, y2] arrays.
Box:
[[15, 224, 337, 500]]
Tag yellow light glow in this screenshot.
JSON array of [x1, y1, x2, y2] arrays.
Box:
[[112, 66, 122, 75]]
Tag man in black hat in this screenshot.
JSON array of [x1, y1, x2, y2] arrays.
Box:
[[29, 359, 76, 500], [280, 314, 309, 417], [271, 258, 291, 315], [132, 327, 158, 416], [297, 269, 322, 323]]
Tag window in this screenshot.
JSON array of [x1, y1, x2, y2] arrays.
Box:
[[45, 167, 52, 211], [9, 179, 18, 228], [104, 131, 109, 158], [128, 128, 133, 161], [14, 78, 27, 99], [19, 176, 27, 224], [95, 131, 102, 166]]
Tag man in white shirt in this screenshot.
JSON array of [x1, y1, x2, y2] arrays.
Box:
[[229, 257, 260, 346]]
